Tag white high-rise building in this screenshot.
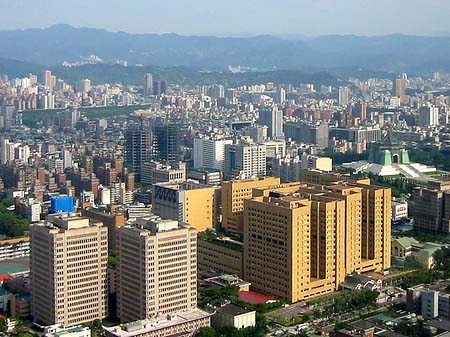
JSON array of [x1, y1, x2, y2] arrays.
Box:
[[224, 142, 266, 180], [0, 139, 14, 164], [193, 137, 233, 171], [30, 215, 108, 327], [116, 218, 197, 322]]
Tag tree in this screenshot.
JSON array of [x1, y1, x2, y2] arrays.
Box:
[[196, 327, 217, 337]]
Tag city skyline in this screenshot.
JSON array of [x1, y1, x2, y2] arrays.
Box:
[[1, 0, 450, 37]]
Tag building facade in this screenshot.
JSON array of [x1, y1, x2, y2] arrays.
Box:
[[116, 219, 197, 322], [30, 215, 108, 327], [152, 181, 220, 232], [221, 177, 281, 233], [242, 176, 391, 303]]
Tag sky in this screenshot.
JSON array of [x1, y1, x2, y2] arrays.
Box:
[[1, 0, 450, 37]]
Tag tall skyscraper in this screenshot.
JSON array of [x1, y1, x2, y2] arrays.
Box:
[[30, 215, 108, 326], [224, 142, 267, 180], [193, 137, 233, 171], [338, 87, 350, 106], [392, 74, 407, 98], [44, 70, 53, 89], [242, 176, 391, 303], [258, 107, 284, 140], [125, 127, 152, 181], [152, 124, 180, 162], [144, 73, 153, 97], [116, 218, 197, 322]]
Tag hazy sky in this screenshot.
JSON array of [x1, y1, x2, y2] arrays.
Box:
[[1, 0, 450, 36]]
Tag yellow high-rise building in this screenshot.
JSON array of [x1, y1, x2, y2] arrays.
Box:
[[221, 177, 281, 233], [242, 175, 391, 303]]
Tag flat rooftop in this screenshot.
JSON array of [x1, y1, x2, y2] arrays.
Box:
[[104, 309, 211, 337]]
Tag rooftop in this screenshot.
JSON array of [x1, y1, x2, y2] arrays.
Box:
[[104, 308, 211, 337], [216, 303, 254, 316]]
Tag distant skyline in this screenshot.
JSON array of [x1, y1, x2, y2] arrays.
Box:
[[1, 0, 450, 37]]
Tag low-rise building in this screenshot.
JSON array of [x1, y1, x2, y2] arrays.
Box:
[[198, 234, 244, 277], [211, 303, 256, 329], [392, 200, 408, 222], [391, 237, 443, 269], [104, 309, 211, 337], [204, 275, 250, 292], [0, 237, 30, 261], [45, 325, 91, 337]]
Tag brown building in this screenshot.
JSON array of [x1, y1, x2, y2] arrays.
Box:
[[116, 218, 197, 323], [30, 215, 108, 327], [413, 181, 450, 233]]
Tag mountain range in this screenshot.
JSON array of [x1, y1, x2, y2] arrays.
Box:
[[0, 25, 449, 74]]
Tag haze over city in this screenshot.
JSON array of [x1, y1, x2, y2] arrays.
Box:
[[1, 0, 450, 36]]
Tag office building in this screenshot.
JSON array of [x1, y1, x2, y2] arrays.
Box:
[[338, 87, 350, 106], [152, 124, 180, 162], [187, 168, 222, 185], [152, 181, 220, 231], [44, 70, 54, 89], [30, 215, 108, 326], [141, 161, 186, 186], [392, 75, 407, 98], [261, 140, 286, 159], [272, 154, 332, 183], [193, 137, 233, 171], [417, 103, 439, 128], [221, 177, 281, 233], [245, 125, 268, 143], [413, 181, 450, 233], [224, 142, 266, 180], [330, 126, 383, 143], [421, 289, 439, 319], [257, 107, 284, 140], [116, 218, 197, 322], [242, 175, 391, 303], [125, 127, 152, 180], [284, 122, 329, 147], [144, 73, 153, 97]]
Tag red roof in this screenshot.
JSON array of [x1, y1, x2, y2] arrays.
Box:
[[0, 275, 10, 282], [239, 291, 279, 304]]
